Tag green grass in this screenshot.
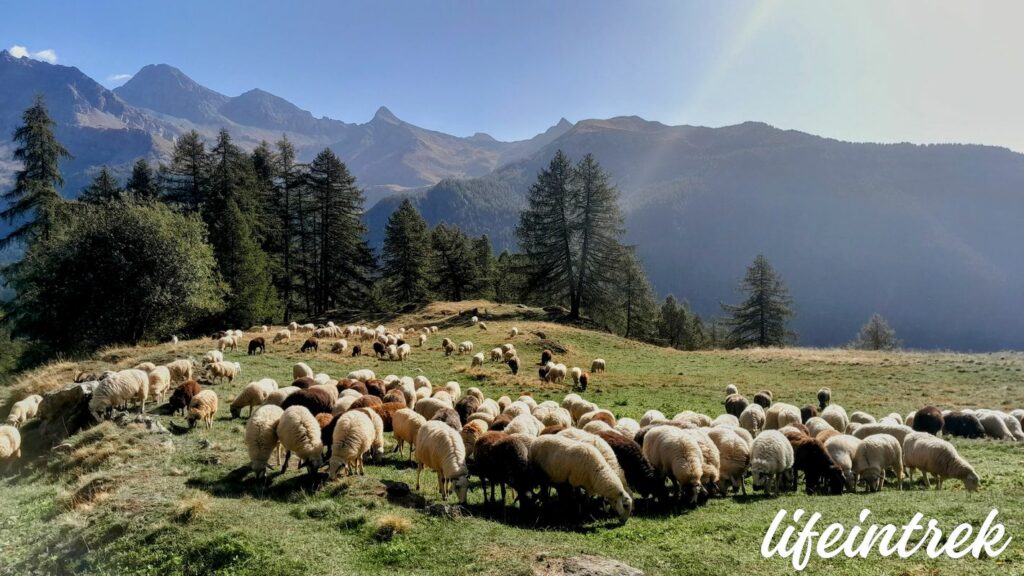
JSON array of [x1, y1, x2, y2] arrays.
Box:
[[1, 303, 1023, 575]]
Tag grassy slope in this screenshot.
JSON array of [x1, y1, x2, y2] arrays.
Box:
[[1, 301, 1023, 576]]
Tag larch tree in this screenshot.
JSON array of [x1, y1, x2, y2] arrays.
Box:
[[125, 158, 159, 200], [381, 199, 432, 305], [721, 254, 795, 347], [272, 137, 302, 321], [79, 167, 122, 204], [852, 313, 900, 350], [0, 95, 71, 249], [430, 224, 477, 301], [571, 153, 625, 317], [159, 130, 208, 210]]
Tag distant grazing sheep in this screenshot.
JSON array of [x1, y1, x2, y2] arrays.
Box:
[[300, 338, 319, 353], [591, 358, 606, 373], [206, 361, 241, 384], [753, 390, 773, 408], [247, 337, 266, 355], [816, 388, 831, 410]]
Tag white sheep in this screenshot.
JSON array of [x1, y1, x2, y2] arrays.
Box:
[[414, 420, 470, 503], [578, 409, 617, 429], [853, 434, 903, 492], [245, 404, 284, 479], [750, 430, 794, 496], [458, 341, 474, 355], [165, 359, 194, 383], [975, 410, 1020, 441], [591, 358, 607, 373], [504, 413, 544, 437], [148, 366, 171, 404], [852, 423, 916, 446], [544, 363, 567, 384], [559, 427, 628, 486], [712, 414, 739, 428], [356, 406, 386, 461], [850, 411, 877, 425], [347, 369, 375, 382], [418, 333, 428, 347], [725, 384, 739, 396], [531, 434, 633, 522], [393, 408, 427, 460], [824, 434, 863, 492], [134, 362, 157, 373], [277, 405, 324, 473], [293, 362, 314, 380], [0, 425, 22, 468], [328, 409, 375, 478], [443, 381, 461, 401], [639, 409, 667, 428], [903, 432, 980, 491], [570, 367, 583, 386], [217, 335, 238, 352], [273, 329, 291, 344], [206, 361, 240, 384], [490, 347, 504, 362], [331, 339, 349, 354], [471, 352, 485, 368], [672, 410, 712, 428], [532, 405, 572, 428], [739, 404, 766, 435], [231, 379, 279, 418], [202, 350, 223, 366], [765, 402, 801, 430], [5, 395, 42, 428], [643, 425, 705, 504], [263, 386, 299, 407], [187, 389, 219, 429], [805, 417, 834, 438], [90, 369, 149, 418], [508, 327, 519, 338], [478, 321, 488, 331], [820, 404, 850, 433], [615, 417, 641, 438], [706, 426, 751, 495]]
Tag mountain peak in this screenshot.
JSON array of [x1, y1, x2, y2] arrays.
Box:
[[372, 106, 400, 123], [114, 63, 228, 123]]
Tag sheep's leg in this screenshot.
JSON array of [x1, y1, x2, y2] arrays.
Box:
[[922, 471, 931, 489], [937, 476, 944, 489], [500, 483, 506, 507], [415, 464, 422, 491], [281, 451, 292, 473]]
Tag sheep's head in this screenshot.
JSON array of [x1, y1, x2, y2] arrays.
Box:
[[613, 492, 633, 523], [453, 474, 470, 504], [965, 470, 980, 492], [187, 414, 198, 429], [229, 406, 241, 419]]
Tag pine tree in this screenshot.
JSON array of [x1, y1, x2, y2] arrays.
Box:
[[160, 130, 208, 209], [1, 95, 72, 248], [516, 150, 577, 310], [852, 313, 900, 350], [304, 148, 374, 313], [79, 167, 123, 204], [125, 158, 159, 200], [616, 250, 658, 341], [492, 250, 526, 303], [571, 153, 625, 317], [659, 295, 688, 348], [272, 137, 302, 321], [721, 254, 795, 347], [430, 224, 477, 301], [470, 235, 495, 299], [381, 199, 432, 304]]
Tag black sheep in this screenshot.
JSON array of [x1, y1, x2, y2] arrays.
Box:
[[489, 413, 513, 432], [471, 432, 534, 508], [372, 341, 386, 358], [725, 394, 749, 417], [801, 404, 818, 423], [793, 437, 845, 495], [540, 349, 552, 366], [247, 337, 265, 356], [943, 411, 985, 438], [351, 345, 362, 357], [456, 395, 481, 425], [507, 356, 520, 375], [597, 430, 668, 501], [912, 406, 944, 435], [753, 390, 773, 409], [281, 387, 334, 416], [817, 387, 832, 410], [169, 380, 201, 416]]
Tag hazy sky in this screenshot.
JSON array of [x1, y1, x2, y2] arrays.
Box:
[[4, 0, 1023, 149]]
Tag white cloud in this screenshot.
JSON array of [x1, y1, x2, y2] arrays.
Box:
[[7, 45, 58, 64], [108, 73, 132, 82]]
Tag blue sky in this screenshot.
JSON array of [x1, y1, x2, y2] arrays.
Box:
[[4, 0, 1024, 149]]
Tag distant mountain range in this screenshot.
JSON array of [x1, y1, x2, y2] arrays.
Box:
[[3, 49, 1023, 351]]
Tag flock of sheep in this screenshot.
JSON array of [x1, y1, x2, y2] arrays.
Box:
[[2, 319, 1021, 525]]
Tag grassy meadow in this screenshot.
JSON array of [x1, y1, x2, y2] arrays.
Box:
[[1, 301, 1022, 575]]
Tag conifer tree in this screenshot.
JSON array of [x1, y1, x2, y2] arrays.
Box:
[[79, 167, 123, 204], [381, 199, 432, 304], [851, 313, 900, 350], [1, 95, 71, 248], [571, 153, 625, 316], [470, 234, 495, 299], [160, 130, 208, 210], [125, 158, 159, 200], [272, 137, 302, 321], [430, 224, 477, 301], [721, 254, 795, 347]]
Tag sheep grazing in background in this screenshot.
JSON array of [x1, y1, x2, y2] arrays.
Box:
[[300, 338, 319, 353], [351, 345, 362, 357], [570, 367, 582, 387], [478, 321, 488, 331], [820, 404, 850, 433], [247, 337, 266, 355], [202, 350, 224, 366], [165, 359, 194, 383], [471, 353, 485, 369], [330, 339, 349, 353], [278, 406, 324, 474], [903, 432, 979, 491], [544, 363, 567, 384], [800, 405, 818, 423], [540, 349, 552, 366], [753, 390, 773, 409], [169, 380, 201, 416], [272, 329, 291, 344], [576, 372, 589, 392], [206, 361, 241, 385], [90, 369, 150, 419], [418, 333, 428, 347], [187, 390, 219, 429], [414, 421, 471, 504], [507, 356, 520, 375], [458, 341, 474, 355], [6, 395, 42, 428], [850, 411, 877, 425], [591, 358, 607, 373], [725, 384, 739, 396], [817, 387, 832, 410], [471, 315, 479, 324], [217, 335, 238, 352], [724, 394, 749, 418], [508, 327, 519, 338], [245, 404, 284, 479], [912, 406, 944, 435], [765, 402, 801, 430], [134, 362, 157, 373], [146, 366, 172, 404], [373, 341, 386, 358], [292, 362, 313, 380], [942, 411, 986, 439]]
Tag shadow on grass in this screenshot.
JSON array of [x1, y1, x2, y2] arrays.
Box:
[[185, 464, 329, 502]]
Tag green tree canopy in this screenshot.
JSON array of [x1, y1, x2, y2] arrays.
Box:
[[721, 254, 795, 347], [79, 166, 123, 204], [125, 158, 159, 200], [381, 199, 432, 305]]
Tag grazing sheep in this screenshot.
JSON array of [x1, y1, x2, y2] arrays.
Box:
[[912, 406, 944, 435], [460, 419, 489, 458], [347, 369, 375, 382], [206, 361, 241, 384], [330, 339, 349, 354], [640, 410, 667, 428], [414, 397, 453, 421], [850, 411, 877, 425], [507, 356, 521, 375], [817, 387, 832, 410], [800, 405, 818, 423], [681, 429, 722, 495], [5, 395, 42, 428], [508, 327, 519, 338], [853, 434, 903, 492], [805, 417, 834, 438], [231, 379, 279, 418], [456, 396, 481, 425], [725, 384, 739, 396], [596, 430, 668, 501], [615, 417, 641, 439], [187, 390, 219, 429], [300, 338, 319, 353], [247, 337, 266, 355], [473, 431, 534, 507], [591, 358, 606, 373], [642, 426, 705, 505], [165, 359, 194, 383], [570, 367, 583, 387], [478, 321, 488, 331], [245, 404, 284, 479], [277, 406, 324, 474], [134, 362, 157, 373], [142, 366, 171, 405], [792, 436, 845, 495], [903, 432, 979, 491], [824, 434, 863, 492], [393, 408, 428, 460], [328, 409, 375, 478], [752, 390, 773, 409], [852, 423, 917, 447], [725, 394, 749, 418], [533, 406, 573, 429], [169, 380, 201, 416], [942, 411, 986, 438], [351, 345, 362, 357], [540, 350, 552, 366], [458, 341, 474, 355], [217, 335, 238, 352], [281, 386, 335, 417], [765, 402, 801, 430], [273, 329, 291, 344], [0, 425, 22, 469], [90, 369, 150, 418], [504, 413, 544, 437], [415, 421, 471, 503], [431, 408, 463, 431], [820, 404, 850, 433], [712, 414, 739, 428], [471, 352, 485, 368], [263, 386, 299, 408], [577, 372, 589, 392], [531, 434, 633, 522], [750, 430, 795, 496], [202, 350, 224, 366], [706, 427, 752, 495], [544, 363, 567, 384]]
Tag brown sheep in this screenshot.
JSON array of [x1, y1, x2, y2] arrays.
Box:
[[577, 372, 589, 392], [372, 402, 406, 432], [338, 379, 369, 396], [247, 337, 266, 355], [281, 387, 334, 416], [431, 408, 462, 431], [912, 406, 944, 435], [291, 377, 316, 390], [372, 341, 386, 358], [801, 405, 818, 423], [472, 432, 534, 508], [456, 395, 481, 425], [489, 413, 513, 432], [364, 379, 386, 399], [754, 390, 773, 408], [540, 349, 552, 366], [351, 345, 362, 357], [300, 338, 319, 353], [725, 394, 749, 417], [507, 356, 520, 375], [169, 380, 201, 416], [540, 424, 567, 435], [382, 389, 407, 407], [350, 395, 383, 411]]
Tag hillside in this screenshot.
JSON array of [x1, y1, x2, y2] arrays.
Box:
[[1, 302, 1022, 575]]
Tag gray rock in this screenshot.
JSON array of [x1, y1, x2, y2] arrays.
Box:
[[533, 554, 643, 576]]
